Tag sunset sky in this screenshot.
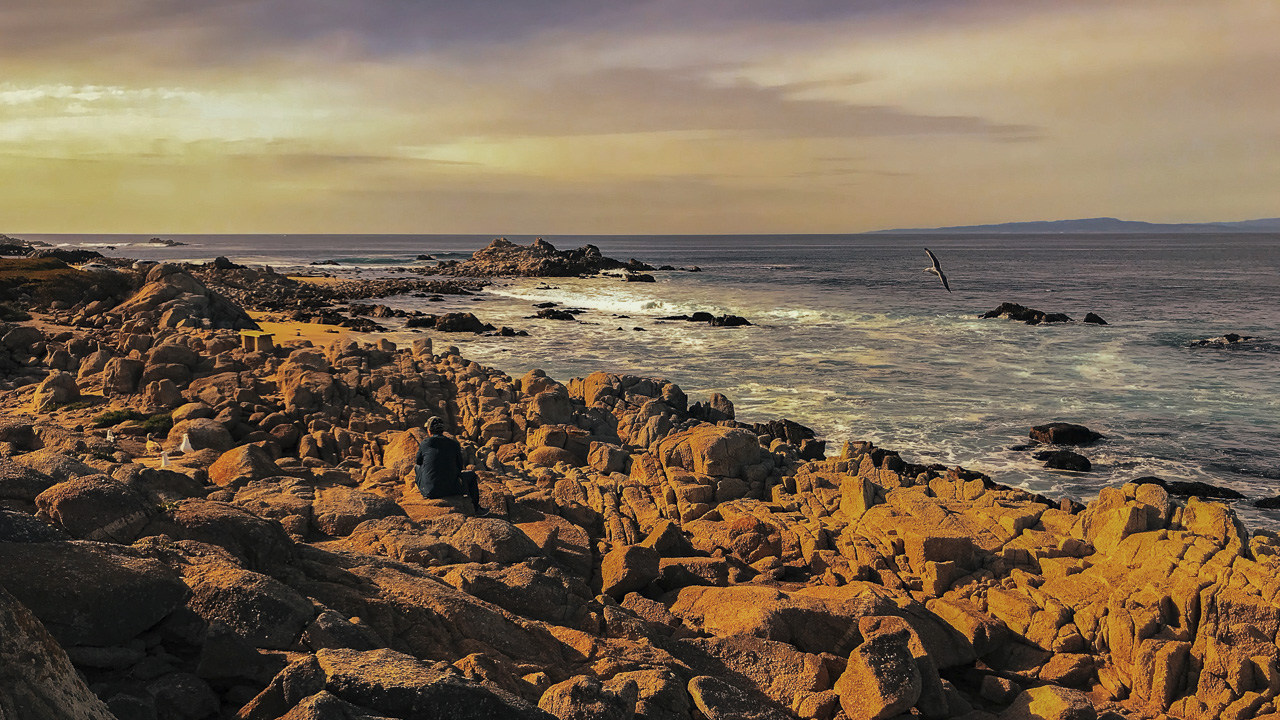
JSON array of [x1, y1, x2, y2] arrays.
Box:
[[1, 0, 1277, 234]]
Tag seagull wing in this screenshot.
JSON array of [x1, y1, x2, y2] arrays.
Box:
[[924, 247, 943, 273], [938, 269, 952, 293]]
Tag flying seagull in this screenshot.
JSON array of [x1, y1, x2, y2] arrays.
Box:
[[924, 248, 952, 293]]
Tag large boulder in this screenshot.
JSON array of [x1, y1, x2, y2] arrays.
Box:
[[1029, 423, 1102, 446], [312, 485, 406, 537], [34, 475, 152, 543], [657, 425, 762, 478], [279, 349, 339, 415], [208, 444, 283, 488], [0, 541, 188, 646], [32, 370, 79, 411], [0, 457, 57, 502], [167, 417, 234, 454], [342, 515, 540, 567], [11, 449, 99, 484], [241, 648, 554, 719], [187, 565, 316, 650], [999, 686, 1096, 720], [835, 628, 921, 720], [600, 544, 660, 598], [686, 676, 790, 720], [539, 675, 635, 720], [0, 584, 117, 720], [142, 500, 294, 572], [101, 357, 144, 395]]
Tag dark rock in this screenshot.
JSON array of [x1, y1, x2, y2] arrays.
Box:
[[209, 256, 244, 271], [1034, 449, 1092, 472], [1083, 313, 1108, 325], [35, 475, 153, 543], [0, 457, 58, 502], [141, 500, 294, 572], [1134, 476, 1245, 500], [1190, 333, 1257, 347], [187, 565, 316, 649], [624, 273, 656, 283], [1256, 496, 1280, 509], [0, 509, 68, 542], [981, 302, 1073, 325], [0, 584, 117, 720], [1030, 422, 1103, 446], [433, 237, 649, 278], [534, 308, 577, 321], [0, 541, 189, 646], [710, 315, 751, 327]]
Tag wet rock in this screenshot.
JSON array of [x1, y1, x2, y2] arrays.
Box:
[[1190, 333, 1256, 347], [0, 584, 117, 720], [709, 314, 751, 327], [1029, 423, 1102, 446], [1134, 475, 1244, 500], [1033, 450, 1092, 472], [981, 303, 1072, 325], [1082, 313, 1108, 325], [534, 308, 577, 321]]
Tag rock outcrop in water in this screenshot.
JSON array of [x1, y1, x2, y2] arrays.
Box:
[[2, 261, 1280, 720], [427, 238, 654, 278], [980, 303, 1072, 325]]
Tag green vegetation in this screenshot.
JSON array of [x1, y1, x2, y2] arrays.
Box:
[[143, 412, 174, 436], [55, 400, 95, 412], [93, 409, 145, 427]]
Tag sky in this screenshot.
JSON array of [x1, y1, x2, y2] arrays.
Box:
[[1, 0, 1277, 234]]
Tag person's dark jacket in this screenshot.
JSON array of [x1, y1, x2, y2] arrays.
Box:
[[415, 434, 465, 498]]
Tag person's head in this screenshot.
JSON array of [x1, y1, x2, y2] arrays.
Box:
[[425, 416, 444, 435]]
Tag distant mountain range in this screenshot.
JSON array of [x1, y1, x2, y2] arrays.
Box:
[[869, 217, 1280, 234]]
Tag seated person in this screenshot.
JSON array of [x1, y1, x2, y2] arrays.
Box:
[[415, 416, 488, 516]]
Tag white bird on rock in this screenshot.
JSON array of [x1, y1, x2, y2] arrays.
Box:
[[105, 429, 115, 444], [178, 433, 194, 454], [146, 433, 162, 455], [923, 248, 952, 293], [160, 452, 170, 469]]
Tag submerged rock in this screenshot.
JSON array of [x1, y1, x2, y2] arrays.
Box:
[[1033, 449, 1092, 472]]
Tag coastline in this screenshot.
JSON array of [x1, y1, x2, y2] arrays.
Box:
[[0, 241, 1278, 719]]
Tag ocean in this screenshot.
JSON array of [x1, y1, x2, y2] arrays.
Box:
[[33, 233, 1280, 527]]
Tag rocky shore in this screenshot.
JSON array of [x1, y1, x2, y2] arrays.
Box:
[[2, 252, 1279, 720]]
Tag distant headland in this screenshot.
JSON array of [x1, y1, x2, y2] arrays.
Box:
[[869, 216, 1280, 234]]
